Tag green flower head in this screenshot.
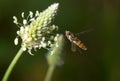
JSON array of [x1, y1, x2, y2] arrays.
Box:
[[13, 3, 59, 55]]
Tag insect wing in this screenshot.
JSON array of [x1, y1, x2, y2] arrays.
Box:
[[71, 42, 84, 54], [75, 28, 94, 36], [71, 42, 77, 52]]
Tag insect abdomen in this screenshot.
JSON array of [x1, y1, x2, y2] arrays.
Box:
[[74, 40, 87, 50]]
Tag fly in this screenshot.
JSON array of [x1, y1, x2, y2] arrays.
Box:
[[65, 30, 87, 52]]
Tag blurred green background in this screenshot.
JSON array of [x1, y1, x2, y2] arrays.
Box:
[[0, 0, 120, 81]]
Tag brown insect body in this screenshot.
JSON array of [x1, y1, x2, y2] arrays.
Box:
[[65, 31, 87, 51]]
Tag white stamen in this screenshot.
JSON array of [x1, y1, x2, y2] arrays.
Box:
[[30, 18, 35, 21], [14, 37, 18, 45], [52, 25, 56, 29], [48, 41, 51, 45], [56, 34, 59, 37], [16, 31, 20, 35], [23, 19, 27, 25], [20, 26, 25, 34], [35, 10, 39, 17], [29, 11, 33, 18], [22, 47, 27, 51], [13, 16, 18, 24], [42, 37, 45, 41], [21, 12, 25, 18], [41, 41, 47, 48]]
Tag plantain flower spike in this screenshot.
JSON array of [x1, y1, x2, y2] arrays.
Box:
[[46, 35, 64, 66], [13, 3, 59, 55]]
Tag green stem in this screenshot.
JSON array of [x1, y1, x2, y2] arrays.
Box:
[[2, 47, 24, 81], [44, 65, 56, 81]]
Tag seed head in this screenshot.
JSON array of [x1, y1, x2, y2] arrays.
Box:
[[13, 3, 59, 55], [46, 35, 64, 66]]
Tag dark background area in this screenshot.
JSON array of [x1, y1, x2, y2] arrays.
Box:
[[0, 0, 120, 81]]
